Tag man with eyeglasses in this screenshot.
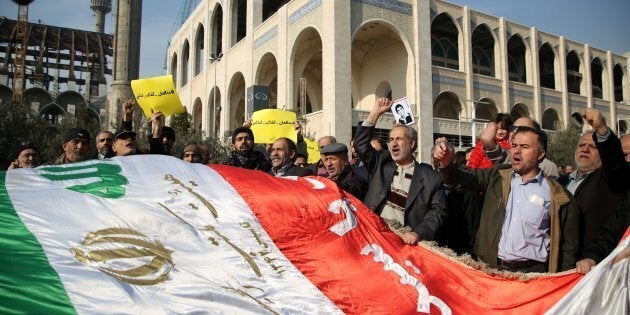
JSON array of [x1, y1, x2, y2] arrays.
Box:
[[95, 131, 114, 159], [354, 97, 447, 245], [434, 125, 579, 273]]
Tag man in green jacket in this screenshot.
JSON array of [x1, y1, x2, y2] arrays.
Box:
[[433, 126, 579, 273]]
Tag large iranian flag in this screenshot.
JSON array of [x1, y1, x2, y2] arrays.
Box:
[[0, 156, 627, 314]]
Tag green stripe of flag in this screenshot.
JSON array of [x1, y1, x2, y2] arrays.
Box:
[[0, 171, 76, 314]]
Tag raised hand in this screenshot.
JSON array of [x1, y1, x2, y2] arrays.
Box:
[[480, 122, 498, 150], [583, 108, 607, 136], [433, 137, 454, 168], [366, 97, 393, 123], [151, 111, 164, 138], [122, 99, 136, 122]]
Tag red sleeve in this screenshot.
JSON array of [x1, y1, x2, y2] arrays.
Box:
[[467, 141, 494, 169]]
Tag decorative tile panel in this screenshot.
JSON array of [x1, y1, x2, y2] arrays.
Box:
[[432, 74, 465, 86], [289, 0, 322, 24], [352, 0, 412, 15], [254, 26, 278, 48]]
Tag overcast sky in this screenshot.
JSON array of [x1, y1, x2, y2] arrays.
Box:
[[1, 0, 628, 78]]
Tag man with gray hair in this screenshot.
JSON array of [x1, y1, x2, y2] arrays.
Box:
[[557, 108, 628, 258], [306, 135, 337, 177], [354, 97, 447, 245]]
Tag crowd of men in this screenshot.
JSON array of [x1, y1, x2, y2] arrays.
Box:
[[7, 97, 629, 275]]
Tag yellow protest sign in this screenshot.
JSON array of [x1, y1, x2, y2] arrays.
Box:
[[131, 75, 186, 117], [304, 137, 320, 164], [250, 109, 297, 144]]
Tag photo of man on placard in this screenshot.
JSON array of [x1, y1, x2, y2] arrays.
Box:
[[391, 97, 414, 125]]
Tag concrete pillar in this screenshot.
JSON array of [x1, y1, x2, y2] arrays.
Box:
[[413, 0, 434, 162], [251, 0, 263, 29], [498, 18, 510, 119], [321, 0, 352, 145], [462, 7, 474, 116], [530, 27, 542, 123], [559, 36, 569, 124], [108, 0, 142, 130], [90, 0, 112, 33], [606, 51, 616, 128], [276, 5, 289, 109], [584, 44, 592, 108]]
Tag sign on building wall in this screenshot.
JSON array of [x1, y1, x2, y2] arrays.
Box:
[[247, 85, 271, 116]]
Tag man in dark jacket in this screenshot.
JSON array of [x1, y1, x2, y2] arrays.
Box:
[[434, 126, 579, 273], [268, 137, 312, 177], [355, 97, 447, 245], [224, 127, 271, 172], [321, 143, 367, 199], [558, 108, 628, 258], [576, 190, 629, 274]]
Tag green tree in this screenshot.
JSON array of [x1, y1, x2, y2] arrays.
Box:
[[546, 121, 581, 168], [168, 112, 230, 162], [0, 101, 103, 169]]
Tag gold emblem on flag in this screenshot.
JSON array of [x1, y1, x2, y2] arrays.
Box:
[[71, 228, 174, 286]]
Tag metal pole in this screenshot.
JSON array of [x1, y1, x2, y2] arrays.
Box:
[[210, 52, 222, 138]]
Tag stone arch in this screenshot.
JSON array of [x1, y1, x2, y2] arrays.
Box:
[[613, 64, 625, 102], [211, 3, 223, 57], [0, 85, 12, 104], [475, 98, 497, 121], [290, 27, 323, 114], [208, 86, 222, 138], [431, 13, 459, 70], [230, 0, 247, 47], [591, 57, 604, 99], [255, 52, 278, 107], [170, 53, 178, 88], [40, 103, 65, 124], [23, 87, 53, 112], [542, 108, 560, 130], [351, 20, 413, 110], [539, 43, 556, 89], [56, 90, 87, 111], [511, 103, 529, 120], [433, 91, 462, 119], [471, 24, 496, 77], [227, 72, 246, 131], [507, 34, 527, 83], [570, 112, 584, 127], [193, 97, 203, 131], [194, 24, 205, 76], [566, 50, 582, 94], [182, 40, 190, 86]]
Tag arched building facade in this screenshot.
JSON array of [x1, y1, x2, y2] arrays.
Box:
[[167, 0, 629, 161]]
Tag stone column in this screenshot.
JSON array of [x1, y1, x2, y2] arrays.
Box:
[[606, 51, 616, 129], [584, 44, 592, 108], [108, 0, 142, 130], [462, 7, 474, 116], [276, 5, 289, 109], [558, 36, 569, 124], [530, 27, 542, 123], [413, 0, 434, 162], [321, 0, 352, 145], [498, 17, 510, 119]]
